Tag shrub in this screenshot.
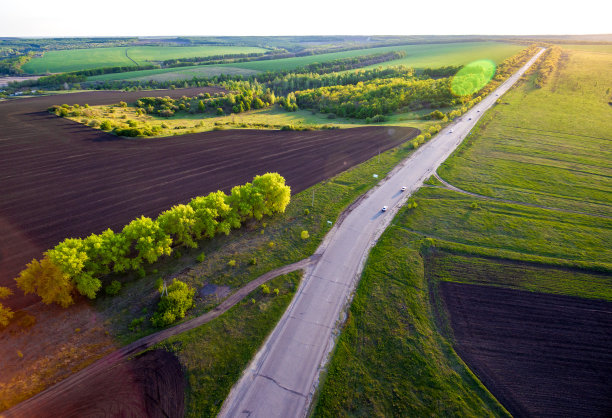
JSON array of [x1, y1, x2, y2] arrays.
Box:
[[196, 252, 205, 263], [119, 101, 127, 108], [301, 230, 310, 240], [88, 119, 100, 128], [100, 120, 112, 131], [129, 316, 145, 332], [228, 259, 236, 267], [151, 280, 195, 327], [470, 202, 480, 210], [273, 288, 280, 296], [105, 280, 121, 296], [304, 208, 310, 215], [249, 257, 257, 266], [268, 241, 275, 249], [261, 284, 270, 294]]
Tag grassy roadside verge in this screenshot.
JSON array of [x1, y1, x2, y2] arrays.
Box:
[[156, 271, 302, 417], [312, 226, 510, 416]]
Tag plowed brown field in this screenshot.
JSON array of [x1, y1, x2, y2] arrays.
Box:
[[440, 282, 612, 417], [3, 349, 185, 418], [0, 89, 419, 308]]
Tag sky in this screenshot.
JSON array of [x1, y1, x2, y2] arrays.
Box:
[[2, 0, 610, 37]]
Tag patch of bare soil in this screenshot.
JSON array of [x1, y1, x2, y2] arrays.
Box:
[[3, 349, 184, 417], [440, 282, 612, 417]]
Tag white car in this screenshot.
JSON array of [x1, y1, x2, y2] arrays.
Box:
[[449, 129, 453, 133], [401, 186, 406, 192], [382, 206, 388, 212], [468, 117, 472, 120]]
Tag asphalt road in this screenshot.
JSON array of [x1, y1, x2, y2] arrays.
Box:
[[218, 48, 546, 418]]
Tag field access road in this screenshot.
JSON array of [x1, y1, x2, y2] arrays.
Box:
[[219, 48, 546, 418]]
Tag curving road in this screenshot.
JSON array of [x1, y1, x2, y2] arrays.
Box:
[[218, 48, 546, 418]]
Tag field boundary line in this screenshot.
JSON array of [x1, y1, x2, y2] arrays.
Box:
[[432, 172, 612, 220], [124, 48, 139, 66]]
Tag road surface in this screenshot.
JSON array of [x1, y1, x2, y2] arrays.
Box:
[[218, 48, 546, 418]]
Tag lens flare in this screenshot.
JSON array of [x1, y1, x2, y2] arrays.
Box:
[[451, 60, 496, 96]]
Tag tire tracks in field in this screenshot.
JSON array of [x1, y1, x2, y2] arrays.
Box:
[[431, 172, 612, 220], [124, 48, 139, 66], [4, 256, 317, 417]]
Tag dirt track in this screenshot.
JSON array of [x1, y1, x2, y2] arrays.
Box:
[[440, 282, 612, 417], [0, 88, 418, 309]]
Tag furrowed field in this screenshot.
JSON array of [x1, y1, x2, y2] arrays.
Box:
[[21, 45, 268, 74], [314, 45, 612, 416]]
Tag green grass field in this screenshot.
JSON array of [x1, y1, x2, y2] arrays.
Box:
[[313, 45, 612, 414], [313, 228, 510, 417], [438, 47, 612, 216], [21, 45, 268, 74], [87, 41, 522, 82]]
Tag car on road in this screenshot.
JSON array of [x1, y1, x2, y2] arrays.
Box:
[[382, 206, 387, 212], [468, 117, 472, 120], [449, 129, 453, 133], [477, 110, 480, 112], [401, 186, 406, 192]]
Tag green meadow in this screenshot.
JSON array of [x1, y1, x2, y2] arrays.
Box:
[[88, 41, 522, 82], [21, 45, 267, 74]]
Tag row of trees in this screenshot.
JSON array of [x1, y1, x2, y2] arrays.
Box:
[[15, 173, 291, 308], [534, 46, 561, 88], [135, 81, 276, 117]]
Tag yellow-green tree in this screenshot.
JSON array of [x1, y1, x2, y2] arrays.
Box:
[[0, 287, 14, 327], [15, 255, 75, 307]]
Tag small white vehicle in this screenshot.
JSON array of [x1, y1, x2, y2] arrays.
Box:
[[401, 186, 407, 192], [477, 110, 480, 112], [382, 206, 388, 212], [449, 129, 453, 133], [468, 117, 472, 120]]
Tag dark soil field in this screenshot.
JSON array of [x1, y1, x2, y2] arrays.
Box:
[[439, 282, 612, 417], [0, 89, 418, 309], [4, 349, 185, 418]]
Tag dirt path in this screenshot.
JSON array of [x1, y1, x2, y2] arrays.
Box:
[[432, 172, 612, 220], [4, 256, 315, 417], [124, 48, 139, 66]]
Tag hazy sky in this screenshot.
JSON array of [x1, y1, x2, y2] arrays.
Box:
[[2, 0, 610, 37]]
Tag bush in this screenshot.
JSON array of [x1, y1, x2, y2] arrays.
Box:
[[105, 280, 121, 296], [249, 257, 258, 266], [151, 280, 195, 327], [119, 101, 127, 108], [261, 284, 270, 294], [228, 259, 236, 267], [304, 208, 310, 215], [100, 120, 112, 131], [196, 252, 205, 263], [301, 230, 310, 240], [268, 241, 275, 249], [129, 316, 145, 332]]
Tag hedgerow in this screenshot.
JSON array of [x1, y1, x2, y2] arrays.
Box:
[[15, 173, 291, 307]]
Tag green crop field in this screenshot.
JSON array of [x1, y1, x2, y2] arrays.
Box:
[[438, 47, 612, 216], [21, 45, 268, 74], [313, 45, 612, 414], [87, 41, 522, 82], [230, 41, 522, 71]]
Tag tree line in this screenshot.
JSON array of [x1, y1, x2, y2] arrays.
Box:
[[534, 46, 561, 88], [13, 173, 291, 310]]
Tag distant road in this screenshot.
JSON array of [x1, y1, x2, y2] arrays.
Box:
[[219, 48, 546, 418]]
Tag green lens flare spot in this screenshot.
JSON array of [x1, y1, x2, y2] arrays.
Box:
[[451, 60, 496, 96]]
